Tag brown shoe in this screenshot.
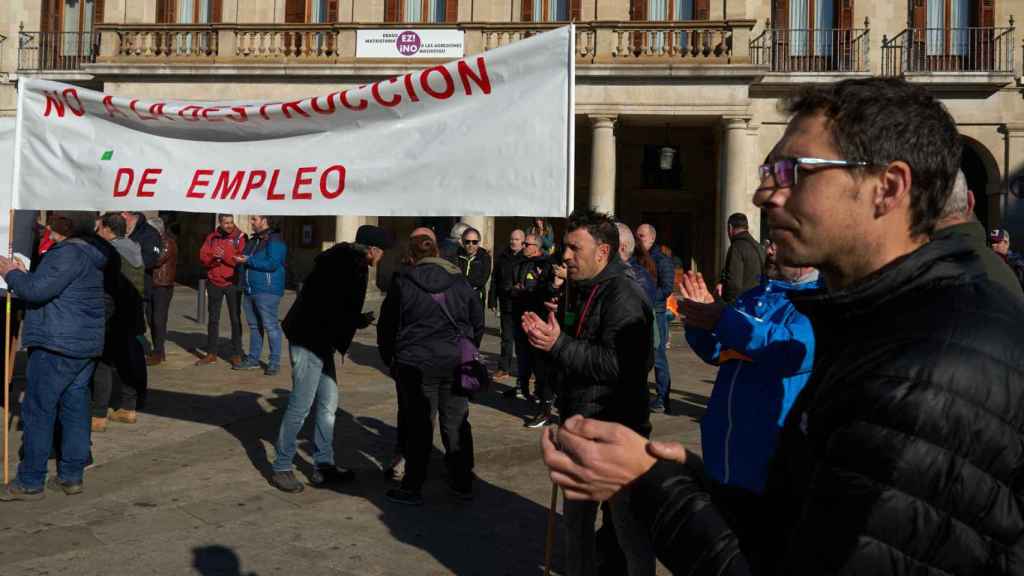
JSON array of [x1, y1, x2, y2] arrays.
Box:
[[195, 353, 217, 366], [108, 409, 137, 424], [229, 355, 243, 368], [145, 353, 164, 366], [91, 417, 107, 433]]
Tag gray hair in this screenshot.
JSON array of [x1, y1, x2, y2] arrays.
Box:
[[940, 170, 970, 219], [450, 222, 470, 240], [148, 217, 165, 235], [616, 222, 636, 255], [510, 229, 525, 240]]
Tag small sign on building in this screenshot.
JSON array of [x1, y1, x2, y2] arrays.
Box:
[[356, 29, 465, 59]]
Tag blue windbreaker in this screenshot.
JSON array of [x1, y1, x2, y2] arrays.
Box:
[[686, 274, 820, 493]]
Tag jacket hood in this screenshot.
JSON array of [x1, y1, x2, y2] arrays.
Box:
[[110, 237, 144, 268], [406, 257, 461, 293], [60, 237, 107, 270], [791, 236, 985, 323]]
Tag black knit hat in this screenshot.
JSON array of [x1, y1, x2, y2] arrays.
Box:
[[355, 225, 394, 250]]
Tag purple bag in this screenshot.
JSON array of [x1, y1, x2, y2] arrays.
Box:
[[431, 292, 490, 393]]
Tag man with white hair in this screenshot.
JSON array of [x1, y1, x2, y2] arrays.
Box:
[[440, 221, 470, 263], [932, 171, 1023, 296]]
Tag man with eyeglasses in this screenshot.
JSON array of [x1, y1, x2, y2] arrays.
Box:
[[539, 77, 1024, 574], [455, 227, 491, 312]]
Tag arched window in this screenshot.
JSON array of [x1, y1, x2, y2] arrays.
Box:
[[385, 0, 458, 23]]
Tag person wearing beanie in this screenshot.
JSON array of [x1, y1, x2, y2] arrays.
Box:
[[271, 225, 394, 493], [0, 211, 106, 501]]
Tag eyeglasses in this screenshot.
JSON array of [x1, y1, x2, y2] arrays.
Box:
[[758, 157, 875, 189], [463, 239, 479, 245], [523, 242, 538, 247]]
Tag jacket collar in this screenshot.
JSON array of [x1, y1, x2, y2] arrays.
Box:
[[791, 236, 985, 324], [417, 257, 460, 274], [574, 257, 627, 291]]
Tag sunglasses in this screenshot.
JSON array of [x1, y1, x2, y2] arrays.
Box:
[[758, 157, 875, 189], [463, 239, 480, 245]]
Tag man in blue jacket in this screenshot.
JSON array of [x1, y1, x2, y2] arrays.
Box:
[[234, 215, 287, 376], [0, 212, 105, 500], [636, 224, 675, 414], [681, 261, 818, 543]]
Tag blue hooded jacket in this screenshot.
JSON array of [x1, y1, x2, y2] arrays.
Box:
[[243, 229, 287, 296], [686, 273, 820, 493], [8, 237, 106, 358]]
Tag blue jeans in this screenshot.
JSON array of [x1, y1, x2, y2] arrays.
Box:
[[273, 345, 338, 473], [242, 292, 282, 368], [654, 312, 671, 404], [17, 349, 96, 489]]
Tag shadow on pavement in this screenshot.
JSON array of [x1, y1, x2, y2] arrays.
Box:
[[192, 545, 257, 576]]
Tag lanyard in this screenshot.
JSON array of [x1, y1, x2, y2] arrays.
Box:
[[575, 284, 601, 338]]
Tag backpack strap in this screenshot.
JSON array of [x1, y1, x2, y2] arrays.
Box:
[[430, 292, 465, 338]]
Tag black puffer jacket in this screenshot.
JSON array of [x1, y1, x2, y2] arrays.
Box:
[[550, 258, 653, 436], [630, 236, 1024, 575], [489, 247, 523, 311], [510, 254, 557, 317], [282, 242, 368, 357], [456, 248, 491, 304], [377, 257, 484, 371]]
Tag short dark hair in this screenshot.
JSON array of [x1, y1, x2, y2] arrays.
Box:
[[784, 78, 961, 237], [727, 213, 749, 229], [461, 227, 480, 240], [566, 208, 619, 255], [100, 212, 127, 237], [409, 235, 438, 262]]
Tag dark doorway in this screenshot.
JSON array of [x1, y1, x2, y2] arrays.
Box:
[[641, 211, 694, 271]]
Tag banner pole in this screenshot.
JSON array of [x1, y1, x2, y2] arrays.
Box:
[[544, 481, 558, 576], [3, 208, 12, 485]]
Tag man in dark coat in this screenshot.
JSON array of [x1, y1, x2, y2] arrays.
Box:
[[488, 229, 525, 380], [0, 212, 105, 500], [523, 208, 655, 576], [719, 213, 763, 303], [932, 170, 1023, 297], [455, 227, 491, 309], [271, 225, 394, 494], [121, 211, 162, 351], [540, 78, 1024, 575]]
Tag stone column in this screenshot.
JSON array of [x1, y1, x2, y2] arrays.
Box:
[[589, 115, 618, 214], [720, 117, 753, 266]]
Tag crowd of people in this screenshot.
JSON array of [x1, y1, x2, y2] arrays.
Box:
[[2, 76, 1024, 576]]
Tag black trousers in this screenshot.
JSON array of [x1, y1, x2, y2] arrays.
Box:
[[92, 334, 147, 415], [515, 324, 553, 402], [206, 283, 243, 357], [150, 286, 174, 356], [498, 307, 517, 373], [395, 363, 473, 493]]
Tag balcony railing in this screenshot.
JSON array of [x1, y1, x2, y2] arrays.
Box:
[[82, 20, 756, 67], [17, 28, 101, 71], [882, 21, 1015, 76], [750, 19, 870, 72]]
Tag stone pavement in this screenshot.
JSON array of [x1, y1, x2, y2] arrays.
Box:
[[0, 286, 717, 576]]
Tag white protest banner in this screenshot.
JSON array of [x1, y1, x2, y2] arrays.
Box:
[[0, 118, 12, 258], [13, 26, 575, 217], [356, 29, 465, 59]]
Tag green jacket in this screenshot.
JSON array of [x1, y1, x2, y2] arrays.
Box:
[[932, 221, 1024, 298]]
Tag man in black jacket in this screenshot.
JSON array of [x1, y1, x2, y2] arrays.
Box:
[[540, 78, 1024, 575], [456, 227, 491, 311], [271, 225, 394, 494], [121, 211, 162, 356], [489, 229, 525, 380], [508, 234, 558, 427], [523, 208, 655, 576], [718, 213, 763, 304]]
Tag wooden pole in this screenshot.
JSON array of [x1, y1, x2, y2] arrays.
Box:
[[544, 481, 559, 576], [3, 209, 13, 485]]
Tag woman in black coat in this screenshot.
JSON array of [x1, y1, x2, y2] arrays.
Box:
[[377, 235, 484, 506]]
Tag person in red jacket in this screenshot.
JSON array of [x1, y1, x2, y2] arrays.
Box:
[[197, 214, 246, 367]]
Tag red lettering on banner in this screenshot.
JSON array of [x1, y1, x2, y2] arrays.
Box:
[[291, 167, 316, 200], [213, 171, 245, 199], [281, 100, 310, 119], [63, 89, 85, 116], [458, 58, 492, 95], [320, 165, 346, 199], [42, 91, 66, 118], [102, 96, 126, 118], [403, 74, 421, 102], [113, 168, 134, 197], [372, 79, 401, 108], [227, 105, 249, 123], [420, 67, 455, 100], [266, 170, 284, 200], [130, 99, 158, 121], [310, 93, 337, 115], [138, 168, 162, 197], [242, 170, 267, 199], [340, 88, 368, 111], [259, 103, 278, 120], [148, 102, 175, 121], [202, 107, 224, 122], [178, 105, 202, 122], [187, 170, 213, 198]]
